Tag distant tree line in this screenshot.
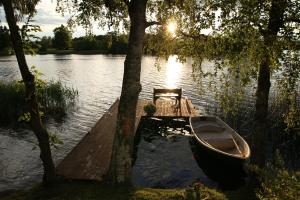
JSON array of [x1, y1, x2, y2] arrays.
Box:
[[0, 25, 13, 55], [0, 24, 157, 55], [72, 33, 128, 54], [39, 24, 130, 54]]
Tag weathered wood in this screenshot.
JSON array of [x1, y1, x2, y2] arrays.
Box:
[[56, 98, 199, 181], [107, 0, 148, 184], [153, 88, 182, 94], [56, 100, 119, 181]]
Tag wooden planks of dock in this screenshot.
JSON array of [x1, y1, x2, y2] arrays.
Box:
[[56, 98, 199, 181]]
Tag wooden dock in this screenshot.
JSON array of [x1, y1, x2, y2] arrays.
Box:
[[56, 98, 199, 181]]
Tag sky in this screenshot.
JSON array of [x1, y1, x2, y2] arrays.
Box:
[[0, 0, 107, 38]]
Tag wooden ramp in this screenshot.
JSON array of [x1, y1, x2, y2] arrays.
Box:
[[56, 98, 199, 181]]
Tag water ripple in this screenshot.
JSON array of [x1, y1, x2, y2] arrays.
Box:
[[0, 55, 251, 191]]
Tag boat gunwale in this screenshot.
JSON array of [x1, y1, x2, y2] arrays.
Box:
[[189, 116, 250, 160]]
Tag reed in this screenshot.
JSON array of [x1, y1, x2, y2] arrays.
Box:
[[37, 80, 78, 119], [0, 81, 25, 126], [0, 80, 78, 127]]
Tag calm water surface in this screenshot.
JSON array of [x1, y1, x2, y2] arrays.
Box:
[[0, 54, 226, 191]]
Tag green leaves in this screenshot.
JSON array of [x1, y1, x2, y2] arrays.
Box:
[[143, 103, 157, 116], [56, 0, 128, 34], [18, 112, 31, 122], [273, 50, 300, 131], [20, 16, 41, 55], [256, 151, 300, 200], [53, 25, 72, 50], [49, 131, 64, 149]]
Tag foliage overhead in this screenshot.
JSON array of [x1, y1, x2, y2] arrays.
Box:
[[0, 1, 42, 55], [56, 0, 190, 34], [149, 0, 300, 123], [0, 0, 40, 19], [56, 0, 128, 33]]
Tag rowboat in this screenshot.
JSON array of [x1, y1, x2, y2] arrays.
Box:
[[189, 116, 250, 168]]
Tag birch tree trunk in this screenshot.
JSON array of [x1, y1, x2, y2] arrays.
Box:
[[108, 0, 147, 185]]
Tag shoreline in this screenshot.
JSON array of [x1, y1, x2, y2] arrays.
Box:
[[0, 50, 127, 56], [0, 50, 158, 56]]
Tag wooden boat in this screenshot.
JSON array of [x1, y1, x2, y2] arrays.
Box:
[[189, 116, 250, 167]]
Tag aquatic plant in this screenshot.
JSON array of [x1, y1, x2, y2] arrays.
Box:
[[0, 80, 26, 126], [37, 80, 78, 119], [0, 79, 78, 127]]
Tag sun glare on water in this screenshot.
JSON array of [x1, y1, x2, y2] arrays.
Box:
[[165, 56, 182, 88]]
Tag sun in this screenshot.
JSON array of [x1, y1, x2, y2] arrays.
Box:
[[167, 21, 177, 36]]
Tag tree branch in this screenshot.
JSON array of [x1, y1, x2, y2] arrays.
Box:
[[285, 17, 300, 23], [146, 21, 161, 28], [179, 30, 207, 40], [257, 23, 267, 35], [122, 0, 129, 7]]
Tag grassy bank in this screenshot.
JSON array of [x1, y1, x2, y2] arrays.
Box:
[[1, 159, 298, 200], [0, 180, 256, 200]]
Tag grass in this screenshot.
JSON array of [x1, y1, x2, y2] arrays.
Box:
[[1, 180, 252, 200], [223, 186, 256, 200]]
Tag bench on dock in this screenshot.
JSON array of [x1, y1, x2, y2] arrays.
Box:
[[153, 88, 182, 107]]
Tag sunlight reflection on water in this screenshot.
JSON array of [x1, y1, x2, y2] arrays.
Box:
[[165, 55, 182, 88]]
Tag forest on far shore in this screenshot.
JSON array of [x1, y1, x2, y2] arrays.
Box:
[[1, 24, 298, 56], [0, 24, 158, 55]]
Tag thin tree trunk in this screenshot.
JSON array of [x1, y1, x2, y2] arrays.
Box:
[[108, 0, 147, 185], [2, 0, 56, 184], [252, 0, 286, 167]]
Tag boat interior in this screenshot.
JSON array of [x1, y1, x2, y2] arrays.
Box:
[[191, 116, 248, 158]]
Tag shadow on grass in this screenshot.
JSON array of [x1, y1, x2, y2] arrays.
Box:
[[0, 179, 243, 200], [2, 180, 134, 200]]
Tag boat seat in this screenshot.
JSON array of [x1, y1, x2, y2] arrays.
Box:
[[226, 147, 243, 156], [202, 134, 236, 150], [193, 124, 225, 133]]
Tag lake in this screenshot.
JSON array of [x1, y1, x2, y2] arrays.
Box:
[[0, 54, 240, 192]]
